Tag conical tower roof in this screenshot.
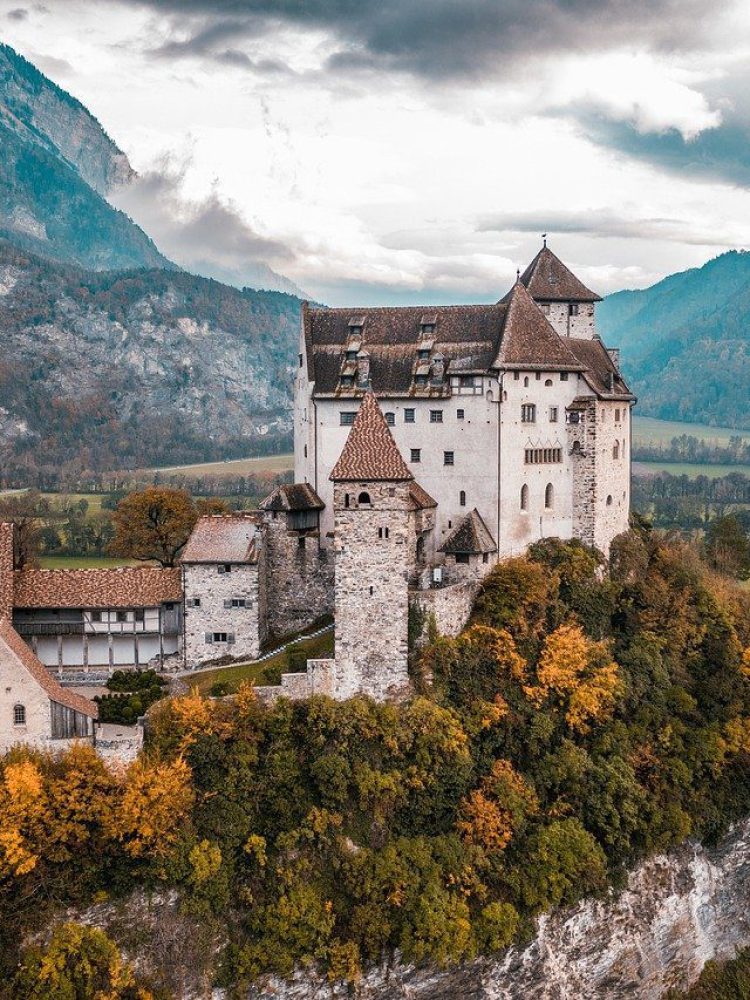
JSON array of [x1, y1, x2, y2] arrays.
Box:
[[519, 245, 601, 302], [330, 392, 413, 482]]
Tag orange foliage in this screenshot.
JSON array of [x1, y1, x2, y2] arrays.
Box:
[[105, 757, 194, 860], [456, 759, 538, 853]]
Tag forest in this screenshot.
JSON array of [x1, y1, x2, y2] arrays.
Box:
[[2, 523, 750, 997]]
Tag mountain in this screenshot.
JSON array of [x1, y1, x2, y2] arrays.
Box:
[[0, 44, 171, 272], [0, 241, 301, 482], [598, 250, 750, 430]]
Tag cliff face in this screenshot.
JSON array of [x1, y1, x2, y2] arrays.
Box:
[[246, 819, 750, 1000]]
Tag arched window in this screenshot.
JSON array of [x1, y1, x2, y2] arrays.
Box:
[[523, 376, 529, 387], [545, 379, 553, 387], [13, 704, 26, 726], [358, 491, 371, 506], [344, 493, 350, 508], [459, 490, 466, 506], [622, 438, 626, 456], [572, 440, 581, 453], [520, 484, 528, 511], [606, 494, 613, 506], [612, 441, 620, 459], [545, 483, 554, 509]]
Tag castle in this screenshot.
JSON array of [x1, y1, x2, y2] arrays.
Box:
[[0, 244, 633, 752]]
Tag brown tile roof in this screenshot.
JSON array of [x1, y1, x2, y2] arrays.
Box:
[[14, 567, 182, 609], [567, 337, 635, 400], [520, 246, 601, 302], [440, 509, 497, 555], [495, 281, 585, 371], [181, 514, 261, 564], [408, 481, 438, 511], [303, 301, 504, 395], [258, 483, 325, 513], [0, 619, 97, 718], [330, 392, 414, 482]]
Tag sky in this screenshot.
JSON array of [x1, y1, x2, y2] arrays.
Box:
[[3, 0, 750, 304]]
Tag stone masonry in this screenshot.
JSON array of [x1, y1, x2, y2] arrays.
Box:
[[264, 514, 333, 639], [183, 559, 265, 668]]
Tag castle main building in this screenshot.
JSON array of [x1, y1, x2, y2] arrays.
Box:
[[295, 244, 633, 564]]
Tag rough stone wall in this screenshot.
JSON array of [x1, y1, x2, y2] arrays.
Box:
[[570, 399, 598, 549], [412, 580, 479, 637], [543, 301, 597, 339], [0, 522, 15, 619], [264, 515, 334, 638], [183, 562, 263, 669], [333, 481, 412, 701], [592, 401, 631, 556], [0, 638, 53, 753]]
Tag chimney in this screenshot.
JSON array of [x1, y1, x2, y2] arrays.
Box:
[[607, 347, 621, 370], [356, 350, 370, 388]]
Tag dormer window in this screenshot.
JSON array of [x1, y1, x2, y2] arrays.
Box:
[[417, 348, 430, 361], [340, 375, 354, 387], [415, 375, 428, 387], [421, 323, 435, 335], [345, 349, 358, 362]]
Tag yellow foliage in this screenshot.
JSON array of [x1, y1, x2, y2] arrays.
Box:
[[725, 717, 750, 755], [741, 647, 750, 680], [525, 624, 621, 733], [170, 688, 231, 750], [457, 790, 513, 852], [0, 759, 45, 878], [189, 839, 223, 885], [105, 757, 194, 860]]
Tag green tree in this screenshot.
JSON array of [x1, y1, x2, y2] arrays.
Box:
[[109, 488, 198, 566]]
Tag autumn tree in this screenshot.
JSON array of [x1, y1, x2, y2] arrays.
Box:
[[0, 490, 48, 568], [105, 757, 194, 860], [706, 515, 750, 579], [457, 759, 538, 852], [109, 488, 198, 566]]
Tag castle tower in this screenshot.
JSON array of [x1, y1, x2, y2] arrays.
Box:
[[329, 392, 414, 701], [519, 243, 601, 339]]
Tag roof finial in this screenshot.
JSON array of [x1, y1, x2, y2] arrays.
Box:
[[542, 232, 547, 248], [516, 267, 520, 281]]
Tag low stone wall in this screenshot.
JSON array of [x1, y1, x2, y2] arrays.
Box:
[[411, 580, 480, 638]]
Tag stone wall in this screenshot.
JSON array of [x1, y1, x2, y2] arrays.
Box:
[[412, 579, 480, 637], [0, 522, 14, 619], [0, 634, 55, 753], [569, 399, 597, 548], [544, 301, 597, 340], [592, 400, 631, 556], [183, 561, 264, 669], [333, 481, 411, 701], [264, 515, 333, 638]]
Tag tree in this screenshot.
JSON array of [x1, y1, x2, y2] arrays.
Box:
[[13, 922, 154, 1000], [0, 490, 48, 567], [109, 488, 198, 566], [706, 515, 750, 579]]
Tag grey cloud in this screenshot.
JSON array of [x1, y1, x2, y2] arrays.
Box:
[[110, 164, 304, 294], [7, 8, 28, 20], [478, 209, 737, 248], [113, 0, 717, 80]]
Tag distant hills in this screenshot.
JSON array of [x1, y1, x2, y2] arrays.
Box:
[[599, 251, 750, 431]]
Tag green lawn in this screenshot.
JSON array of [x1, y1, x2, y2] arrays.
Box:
[[189, 629, 334, 696], [37, 555, 141, 569], [632, 461, 750, 479], [633, 415, 750, 447], [130, 453, 294, 480]]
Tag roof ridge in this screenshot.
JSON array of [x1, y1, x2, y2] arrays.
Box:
[[330, 391, 414, 482]]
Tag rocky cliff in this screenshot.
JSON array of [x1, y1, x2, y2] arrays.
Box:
[[246, 819, 750, 1000]]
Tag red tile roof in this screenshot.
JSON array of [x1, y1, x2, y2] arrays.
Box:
[[0, 618, 97, 718], [330, 392, 414, 482], [181, 514, 261, 564], [14, 567, 182, 609], [408, 481, 438, 510], [495, 281, 585, 370], [520, 245, 601, 302]]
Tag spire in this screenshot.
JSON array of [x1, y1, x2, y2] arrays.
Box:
[[330, 392, 413, 482], [519, 245, 601, 302]]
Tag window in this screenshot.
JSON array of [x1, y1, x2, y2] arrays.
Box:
[[520, 484, 528, 511], [404, 408, 415, 423], [606, 495, 613, 506], [13, 704, 25, 726], [344, 494, 350, 508], [615, 409, 621, 422], [545, 378, 553, 387], [417, 348, 430, 361], [560, 372, 568, 381], [536, 372, 541, 381], [415, 375, 428, 387], [303, 445, 307, 458], [444, 451, 454, 466], [298, 353, 303, 367], [369, 586, 374, 596], [218, 564, 232, 574], [358, 491, 371, 505], [385, 412, 395, 426], [91, 610, 102, 623], [541, 303, 550, 314], [455, 553, 470, 564], [340, 411, 357, 425], [187, 597, 201, 608], [116, 610, 128, 623], [410, 449, 421, 463], [521, 404, 536, 423], [482, 553, 489, 564], [524, 448, 562, 464], [523, 376, 529, 387], [298, 535, 306, 549], [572, 440, 582, 454], [459, 376, 475, 388], [345, 349, 358, 361], [457, 408, 465, 420], [613, 442, 620, 459], [378, 526, 390, 539], [340, 375, 354, 387], [460, 490, 466, 506], [513, 371, 520, 381], [213, 632, 229, 643], [545, 483, 554, 509], [568, 303, 579, 316], [135, 609, 145, 623], [231, 598, 248, 608], [549, 406, 558, 422], [430, 410, 443, 423]]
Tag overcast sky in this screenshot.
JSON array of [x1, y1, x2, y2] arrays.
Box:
[[4, 0, 750, 304]]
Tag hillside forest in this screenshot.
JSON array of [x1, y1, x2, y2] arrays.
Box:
[[2, 526, 750, 997]]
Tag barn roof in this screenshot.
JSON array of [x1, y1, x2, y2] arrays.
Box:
[[519, 245, 601, 302], [181, 514, 261, 564], [13, 567, 183, 609], [0, 619, 97, 718], [330, 392, 414, 482]]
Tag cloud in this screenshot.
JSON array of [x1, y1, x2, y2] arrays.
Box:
[[110, 161, 304, 294], [114, 0, 721, 82], [477, 209, 737, 248], [6, 7, 28, 20]]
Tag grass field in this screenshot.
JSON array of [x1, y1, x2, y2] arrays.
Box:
[[37, 555, 141, 569], [632, 416, 750, 447], [632, 461, 750, 479], [131, 453, 294, 480], [189, 629, 334, 695]]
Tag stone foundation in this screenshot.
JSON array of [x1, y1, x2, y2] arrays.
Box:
[[264, 516, 334, 638], [411, 580, 480, 637]]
